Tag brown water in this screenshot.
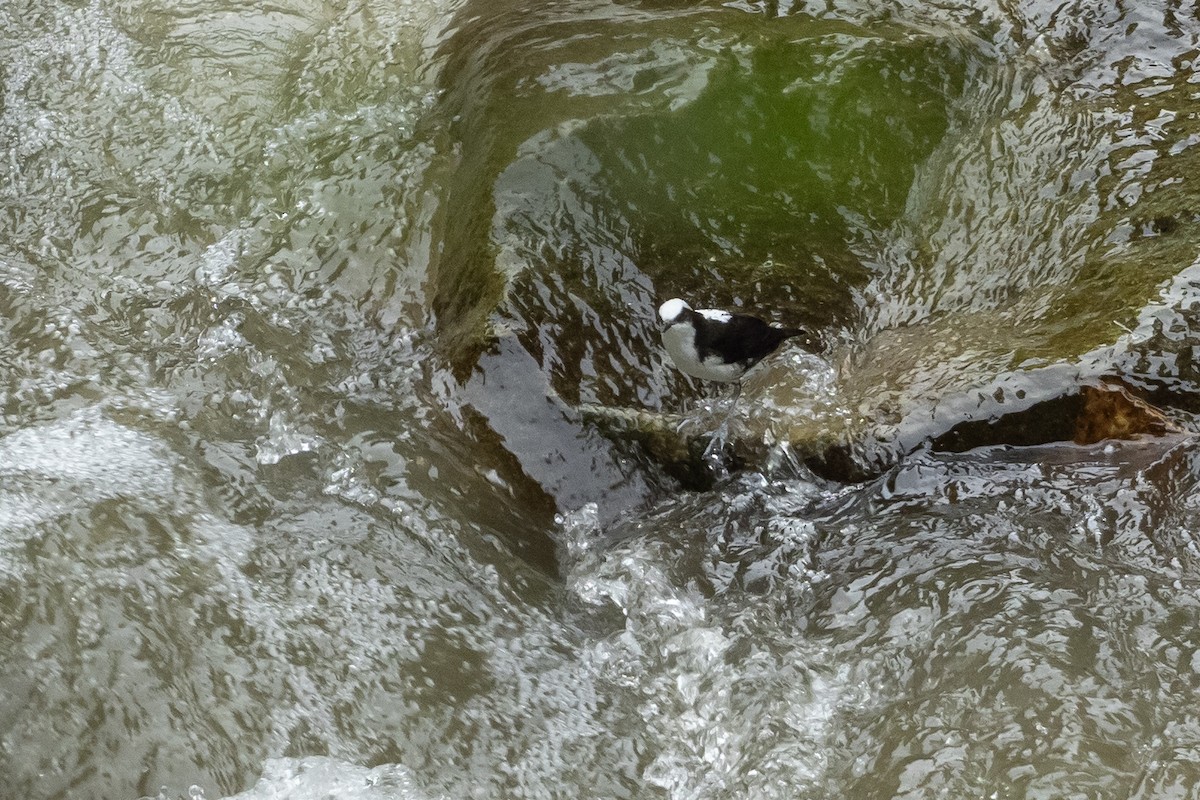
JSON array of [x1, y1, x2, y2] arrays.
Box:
[[4, 0, 1200, 798]]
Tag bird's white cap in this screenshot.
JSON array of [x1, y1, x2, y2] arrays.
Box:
[[658, 298, 690, 324]]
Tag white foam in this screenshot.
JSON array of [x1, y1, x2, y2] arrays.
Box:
[[254, 412, 323, 465], [222, 757, 436, 800]]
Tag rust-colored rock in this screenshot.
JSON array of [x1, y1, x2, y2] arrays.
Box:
[[1073, 381, 1177, 444]]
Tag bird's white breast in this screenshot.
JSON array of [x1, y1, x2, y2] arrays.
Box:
[[661, 322, 743, 382]]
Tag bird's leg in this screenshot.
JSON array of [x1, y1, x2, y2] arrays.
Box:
[[702, 382, 742, 463], [721, 382, 742, 425]]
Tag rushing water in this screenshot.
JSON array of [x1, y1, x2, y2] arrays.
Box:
[[6, 0, 1200, 798]]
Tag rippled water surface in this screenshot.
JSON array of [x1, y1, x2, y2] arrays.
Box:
[[7, 0, 1200, 798]]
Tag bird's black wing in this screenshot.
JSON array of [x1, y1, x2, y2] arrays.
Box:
[[693, 312, 797, 368]]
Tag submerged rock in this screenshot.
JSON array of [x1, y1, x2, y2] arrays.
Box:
[[1074, 381, 1178, 444], [583, 375, 1183, 486], [933, 378, 1179, 451]]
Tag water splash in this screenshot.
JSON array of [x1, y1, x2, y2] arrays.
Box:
[[223, 758, 437, 800]]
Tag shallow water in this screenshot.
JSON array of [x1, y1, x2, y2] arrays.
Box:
[[5, 0, 1200, 798]]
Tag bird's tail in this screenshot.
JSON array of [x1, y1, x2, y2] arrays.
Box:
[[782, 327, 821, 353]]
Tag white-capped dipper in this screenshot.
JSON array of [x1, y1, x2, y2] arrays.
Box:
[[657, 297, 813, 447], [657, 297, 811, 384]]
